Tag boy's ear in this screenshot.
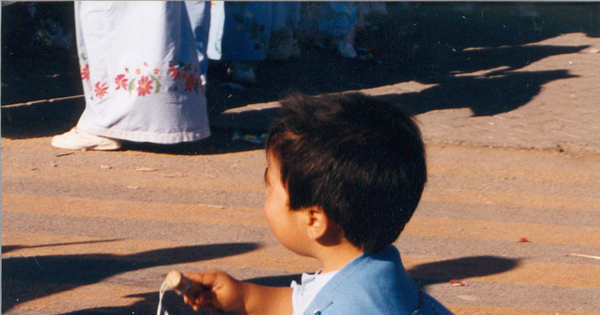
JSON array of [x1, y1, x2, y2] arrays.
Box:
[[305, 206, 343, 246], [305, 206, 328, 240]]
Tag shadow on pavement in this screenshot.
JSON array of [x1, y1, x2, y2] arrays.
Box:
[[56, 255, 518, 315], [2, 3, 598, 154], [1, 239, 124, 255], [120, 125, 271, 155], [407, 255, 519, 287], [375, 69, 578, 117], [2, 242, 260, 313]]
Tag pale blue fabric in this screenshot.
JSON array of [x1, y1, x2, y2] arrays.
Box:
[[302, 246, 453, 315], [185, 1, 211, 81], [74, 2, 210, 144]]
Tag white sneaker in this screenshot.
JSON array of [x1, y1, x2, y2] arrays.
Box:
[[51, 128, 121, 150]]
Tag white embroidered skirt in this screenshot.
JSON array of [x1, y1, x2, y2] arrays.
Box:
[[74, 1, 210, 144]]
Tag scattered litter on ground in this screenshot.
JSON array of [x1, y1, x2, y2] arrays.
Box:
[[569, 253, 600, 260], [198, 204, 225, 209], [449, 279, 468, 287], [518, 237, 529, 243], [136, 167, 157, 172], [161, 172, 184, 178], [55, 152, 73, 157], [100, 165, 111, 169], [233, 130, 267, 144]]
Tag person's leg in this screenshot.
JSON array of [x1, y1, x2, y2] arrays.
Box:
[[52, 2, 210, 149], [185, 1, 211, 88], [52, 1, 121, 150]]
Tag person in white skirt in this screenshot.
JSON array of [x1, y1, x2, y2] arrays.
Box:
[[52, 1, 211, 150]]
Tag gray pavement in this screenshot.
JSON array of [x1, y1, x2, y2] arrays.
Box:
[[2, 3, 600, 315], [211, 32, 600, 154]]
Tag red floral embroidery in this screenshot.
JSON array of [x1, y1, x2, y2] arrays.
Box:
[[81, 64, 90, 81], [168, 65, 180, 79], [184, 74, 196, 92], [94, 81, 108, 100], [111, 59, 202, 96], [115, 74, 128, 90], [137, 76, 153, 96]]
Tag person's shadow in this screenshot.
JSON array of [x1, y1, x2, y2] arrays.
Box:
[[1, 3, 596, 154], [1, 241, 260, 313]]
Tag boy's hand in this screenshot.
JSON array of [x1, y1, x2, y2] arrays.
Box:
[[182, 270, 247, 314]]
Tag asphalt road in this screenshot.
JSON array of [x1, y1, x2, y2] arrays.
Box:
[[2, 3, 600, 315], [2, 137, 600, 314]]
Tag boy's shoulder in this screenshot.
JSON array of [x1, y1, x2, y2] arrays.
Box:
[[305, 246, 453, 314]]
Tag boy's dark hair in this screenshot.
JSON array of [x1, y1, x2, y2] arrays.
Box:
[[266, 92, 427, 253]]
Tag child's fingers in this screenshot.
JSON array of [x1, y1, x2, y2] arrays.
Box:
[[182, 295, 200, 311], [182, 271, 227, 311], [183, 290, 215, 312], [185, 296, 225, 314], [183, 270, 221, 288]]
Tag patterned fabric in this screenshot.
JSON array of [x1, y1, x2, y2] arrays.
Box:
[[74, 1, 210, 144], [207, 2, 300, 61]]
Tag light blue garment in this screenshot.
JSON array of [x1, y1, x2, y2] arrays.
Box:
[[207, 2, 301, 61], [185, 1, 211, 80], [207, 1, 225, 60], [303, 246, 453, 315], [74, 2, 210, 144]]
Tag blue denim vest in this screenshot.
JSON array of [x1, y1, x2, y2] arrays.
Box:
[[303, 246, 453, 315]]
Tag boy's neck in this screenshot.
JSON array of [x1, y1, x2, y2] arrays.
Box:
[[316, 240, 365, 273]]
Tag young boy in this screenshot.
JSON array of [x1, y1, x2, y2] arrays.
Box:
[[182, 93, 453, 314]]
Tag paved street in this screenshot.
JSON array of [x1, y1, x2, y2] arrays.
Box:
[[2, 3, 600, 315]]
